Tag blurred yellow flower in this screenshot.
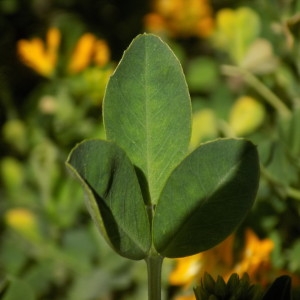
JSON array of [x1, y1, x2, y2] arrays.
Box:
[[170, 229, 274, 299], [190, 109, 218, 149], [94, 39, 111, 67], [68, 33, 96, 74], [233, 229, 274, 281], [17, 28, 111, 76], [68, 34, 110, 74], [144, 13, 167, 35], [169, 253, 203, 286], [4, 208, 41, 241], [170, 234, 234, 288], [229, 96, 266, 136], [17, 27, 60, 77], [145, 0, 214, 38]]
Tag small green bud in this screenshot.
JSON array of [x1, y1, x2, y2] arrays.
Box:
[[203, 272, 216, 294], [214, 276, 227, 297], [2, 119, 28, 153], [0, 157, 24, 191]]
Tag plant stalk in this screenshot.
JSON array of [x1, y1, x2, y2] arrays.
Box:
[[221, 64, 291, 119], [145, 253, 164, 300]]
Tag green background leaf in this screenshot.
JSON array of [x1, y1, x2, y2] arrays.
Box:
[[3, 278, 35, 300], [103, 33, 192, 204], [66, 139, 151, 260], [214, 7, 260, 65], [153, 139, 259, 258]]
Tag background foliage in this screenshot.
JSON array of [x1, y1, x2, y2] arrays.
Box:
[[1, 0, 300, 299]]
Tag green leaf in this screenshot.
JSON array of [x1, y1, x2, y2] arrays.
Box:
[[103, 33, 191, 204], [279, 106, 300, 158], [153, 139, 259, 258], [262, 275, 292, 300], [185, 57, 218, 92], [3, 278, 35, 300], [214, 7, 261, 64], [66, 139, 151, 260]]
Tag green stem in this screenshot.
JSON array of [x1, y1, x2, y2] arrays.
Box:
[[221, 65, 291, 119], [286, 186, 300, 201], [145, 253, 164, 300], [260, 164, 300, 201], [217, 119, 236, 138]]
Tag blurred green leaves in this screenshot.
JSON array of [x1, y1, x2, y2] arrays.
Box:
[[214, 7, 261, 65], [185, 57, 219, 93], [2, 278, 35, 300]]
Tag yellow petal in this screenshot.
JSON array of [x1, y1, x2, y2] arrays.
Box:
[[17, 38, 54, 76], [233, 229, 274, 278], [47, 27, 61, 50], [68, 33, 96, 74], [169, 253, 203, 286], [93, 39, 110, 67], [46, 27, 61, 66]]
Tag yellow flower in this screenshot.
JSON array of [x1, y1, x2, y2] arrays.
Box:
[[17, 28, 60, 77], [233, 229, 274, 280], [144, 13, 167, 35], [145, 0, 214, 38], [68, 33, 96, 74], [169, 234, 235, 287], [169, 253, 203, 286], [17, 28, 111, 77], [4, 208, 41, 241], [68, 34, 111, 74], [93, 39, 111, 67], [170, 235, 234, 300], [169, 229, 274, 299]]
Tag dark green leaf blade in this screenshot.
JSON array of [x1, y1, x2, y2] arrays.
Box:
[[3, 279, 35, 300], [262, 275, 292, 300], [153, 138, 259, 258], [66, 139, 151, 260], [103, 33, 192, 204]]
